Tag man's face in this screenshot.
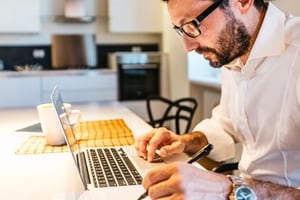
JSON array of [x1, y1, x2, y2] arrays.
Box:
[[168, 0, 251, 68]]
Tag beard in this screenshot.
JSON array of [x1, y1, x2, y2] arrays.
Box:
[[195, 12, 251, 68]]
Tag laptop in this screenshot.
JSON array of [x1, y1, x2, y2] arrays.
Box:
[[50, 86, 189, 199]]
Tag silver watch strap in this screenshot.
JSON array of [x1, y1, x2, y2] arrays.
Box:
[[228, 175, 257, 200]]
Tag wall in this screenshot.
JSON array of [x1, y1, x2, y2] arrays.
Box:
[[162, 3, 189, 100], [0, 44, 159, 70], [272, 0, 300, 16]]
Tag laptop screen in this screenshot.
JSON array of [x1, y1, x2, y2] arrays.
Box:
[[50, 86, 87, 188]]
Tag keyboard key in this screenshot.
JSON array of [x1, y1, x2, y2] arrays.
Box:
[[86, 147, 142, 188]]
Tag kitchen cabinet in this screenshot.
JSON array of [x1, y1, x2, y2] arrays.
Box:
[[0, 76, 41, 108], [41, 71, 117, 103], [0, 70, 117, 108], [0, 0, 40, 33], [108, 0, 163, 33]]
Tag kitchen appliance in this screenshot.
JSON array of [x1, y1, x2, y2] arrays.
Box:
[[109, 52, 162, 101], [55, 0, 95, 23], [51, 34, 97, 69], [109, 52, 170, 121]]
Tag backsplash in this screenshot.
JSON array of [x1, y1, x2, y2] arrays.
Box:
[[0, 46, 51, 70], [0, 44, 159, 71]]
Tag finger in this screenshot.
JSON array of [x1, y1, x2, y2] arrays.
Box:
[[135, 131, 155, 159], [145, 164, 183, 199], [149, 184, 180, 200], [147, 128, 171, 161], [149, 178, 181, 199], [142, 164, 173, 189]]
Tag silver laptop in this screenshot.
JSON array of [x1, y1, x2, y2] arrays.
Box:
[[50, 86, 189, 199]]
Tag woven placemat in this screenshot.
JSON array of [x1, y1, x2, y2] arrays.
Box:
[[15, 119, 134, 155]]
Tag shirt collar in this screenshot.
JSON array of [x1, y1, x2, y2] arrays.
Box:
[[248, 3, 286, 61], [223, 57, 244, 71]]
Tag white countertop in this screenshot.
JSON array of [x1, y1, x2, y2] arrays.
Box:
[[0, 69, 116, 78], [0, 102, 152, 200]]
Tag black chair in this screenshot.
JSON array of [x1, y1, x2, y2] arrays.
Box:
[[146, 96, 198, 134]]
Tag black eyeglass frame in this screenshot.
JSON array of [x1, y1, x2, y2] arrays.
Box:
[[173, 0, 224, 38]]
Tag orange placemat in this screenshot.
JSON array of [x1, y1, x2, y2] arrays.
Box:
[[15, 119, 135, 155]]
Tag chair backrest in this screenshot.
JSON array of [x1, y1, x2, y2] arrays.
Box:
[[146, 96, 198, 134]]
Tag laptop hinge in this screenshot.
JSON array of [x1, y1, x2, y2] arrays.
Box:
[[77, 152, 91, 189]]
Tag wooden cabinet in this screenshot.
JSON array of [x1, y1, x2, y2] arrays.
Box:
[[108, 0, 163, 33], [0, 0, 40, 33]]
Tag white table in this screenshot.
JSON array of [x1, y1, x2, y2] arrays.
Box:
[[0, 101, 153, 200]]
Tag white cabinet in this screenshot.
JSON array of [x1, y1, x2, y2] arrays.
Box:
[[0, 76, 41, 108], [0, 70, 117, 108], [108, 0, 163, 33], [0, 0, 40, 33], [41, 71, 117, 103]]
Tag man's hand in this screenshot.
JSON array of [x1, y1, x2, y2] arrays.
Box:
[[134, 127, 185, 162], [142, 162, 232, 200]]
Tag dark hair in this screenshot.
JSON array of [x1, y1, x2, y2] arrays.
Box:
[[161, 0, 266, 11]]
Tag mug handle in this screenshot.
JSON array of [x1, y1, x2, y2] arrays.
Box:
[[69, 109, 81, 126]]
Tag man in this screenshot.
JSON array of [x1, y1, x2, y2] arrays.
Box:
[[135, 0, 300, 199]]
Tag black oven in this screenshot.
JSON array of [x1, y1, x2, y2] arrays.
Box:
[[112, 52, 161, 101], [118, 63, 160, 100]]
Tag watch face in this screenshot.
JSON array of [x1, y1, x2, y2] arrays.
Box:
[[236, 186, 257, 200]]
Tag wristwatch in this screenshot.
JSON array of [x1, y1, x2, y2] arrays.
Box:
[[229, 175, 257, 200]]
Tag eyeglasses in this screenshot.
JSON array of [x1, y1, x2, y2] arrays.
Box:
[[173, 0, 224, 38]]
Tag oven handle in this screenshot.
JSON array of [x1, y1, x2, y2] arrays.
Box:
[[120, 63, 158, 69]]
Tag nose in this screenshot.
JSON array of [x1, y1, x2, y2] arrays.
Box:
[[182, 35, 199, 52]]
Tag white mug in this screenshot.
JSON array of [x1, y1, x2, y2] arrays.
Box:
[[37, 103, 81, 146]]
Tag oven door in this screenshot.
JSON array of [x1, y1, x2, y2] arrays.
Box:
[[118, 63, 160, 101]]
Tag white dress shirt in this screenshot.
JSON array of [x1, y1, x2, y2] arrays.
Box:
[[193, 3, 300, 187]]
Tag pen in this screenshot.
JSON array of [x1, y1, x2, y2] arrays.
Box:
[[187, 143, 213, 163], [137, 143, 213, 200]]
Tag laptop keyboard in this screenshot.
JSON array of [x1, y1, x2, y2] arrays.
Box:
[[86, 147, 143, 188]]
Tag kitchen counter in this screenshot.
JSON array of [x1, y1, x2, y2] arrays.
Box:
[[0, 69, 118, 108], [0, 68, 116, 78], [0, 102, 200, 200], [0, 102, 153, 200]]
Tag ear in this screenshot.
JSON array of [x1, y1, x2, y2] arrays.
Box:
[[236, 0, 254, 14]]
